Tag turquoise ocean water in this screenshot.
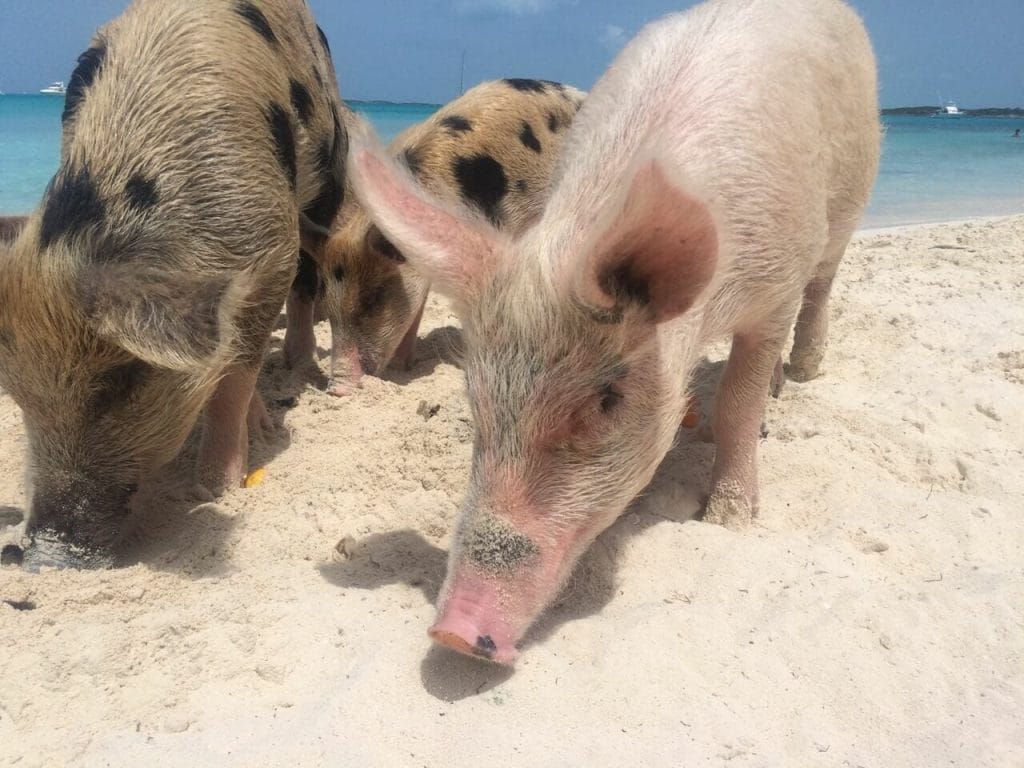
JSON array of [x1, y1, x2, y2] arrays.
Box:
[[1, 94, 1022, 228]]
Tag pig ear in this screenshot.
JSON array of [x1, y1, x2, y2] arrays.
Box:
[[347, 121, 499, 301], [79, 264, 252, 372], [574, 159, 718, 324]]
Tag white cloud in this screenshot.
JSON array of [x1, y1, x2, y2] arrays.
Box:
[[454, 0, 562, 16], [598, 24, 626, 52]]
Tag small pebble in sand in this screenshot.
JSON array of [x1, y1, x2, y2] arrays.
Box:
[[417, 401, 442, 420]]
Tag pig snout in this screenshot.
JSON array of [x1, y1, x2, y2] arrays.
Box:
[[21, 483, 132, 570], [429, 509, 579, 665], [326, 334, 385, 397]]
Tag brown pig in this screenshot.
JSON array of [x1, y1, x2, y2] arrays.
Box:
[[348, 0, 881, 663], [0, 0, 349, 569]]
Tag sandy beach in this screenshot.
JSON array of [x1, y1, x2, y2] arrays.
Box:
[[1, 214, 1022, 766]]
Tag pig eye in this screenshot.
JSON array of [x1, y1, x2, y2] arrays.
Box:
[[599, 383, 622, 414]]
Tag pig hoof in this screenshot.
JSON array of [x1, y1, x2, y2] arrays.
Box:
[[703, 485, 754, 531], [21, 531, 115, 571], [785, 357, 821, 383], [246, 398, 274, 441], [325, 379, 359, 397], [1, 544, 25, 567]]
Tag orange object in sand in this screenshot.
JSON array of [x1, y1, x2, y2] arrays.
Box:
[[681, 397, 701, 428], [244, 467, 267, 488]]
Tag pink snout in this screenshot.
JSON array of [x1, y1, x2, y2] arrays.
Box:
[[428, 576, 521, 665], [327, 342, 379, 397]]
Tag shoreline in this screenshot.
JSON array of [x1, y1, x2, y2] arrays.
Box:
[[2, 206, 1022, 232]]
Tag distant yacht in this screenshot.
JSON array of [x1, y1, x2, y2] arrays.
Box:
[[940, 101, 962, 116], [40, 81, 67, 95]]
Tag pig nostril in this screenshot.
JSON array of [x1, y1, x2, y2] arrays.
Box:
[[473, 635, 497, 658]]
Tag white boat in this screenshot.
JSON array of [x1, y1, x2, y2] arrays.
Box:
[[39, 81, 66, 95], [941, 101, 962, 116]]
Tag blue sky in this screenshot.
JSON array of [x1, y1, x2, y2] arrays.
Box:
[[1, 0, 1022, 107]]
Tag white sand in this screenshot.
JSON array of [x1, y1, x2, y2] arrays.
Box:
[[2, 216, 1023, 767]]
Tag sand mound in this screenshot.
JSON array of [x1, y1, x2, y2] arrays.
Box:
[[2, 216, 1022, 766]]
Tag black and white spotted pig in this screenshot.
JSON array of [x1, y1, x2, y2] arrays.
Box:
[[281, 78, 585, 395], [0, 0, 349, 569]]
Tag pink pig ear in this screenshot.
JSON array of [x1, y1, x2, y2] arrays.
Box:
[[574, 159, 718, 324], [347, 121, 500, 303]]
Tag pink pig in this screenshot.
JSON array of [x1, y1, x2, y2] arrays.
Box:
[[349, 0, 881, 664]]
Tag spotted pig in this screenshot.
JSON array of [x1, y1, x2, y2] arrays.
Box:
[[349, 0, 881, 663], [281, 78, 585, 395], [0, 0, 350, 569]]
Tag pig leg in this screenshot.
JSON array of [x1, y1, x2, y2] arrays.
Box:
[[704, 328, 789, 529], [788, 236, 850, 382], [197, 363, 260, 494], [389, 298, 426, 371], [282, 287, 316, 369], [282, 250, 320, 369]]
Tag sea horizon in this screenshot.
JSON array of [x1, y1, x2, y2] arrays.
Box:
[[2, 93, 1023, 227]]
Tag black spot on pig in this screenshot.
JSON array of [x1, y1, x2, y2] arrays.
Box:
[[303, 111, 345, 229], [290, 80, 314, 126], [599, 261, 652, 310], [332, 265, 344, 282], [441, 115, 473, 133], [62, 44, 107, 124], [124, 173, 159, 212], [266, 103, 297, 189], [519, 122, 542, 153], [367, 226, 405, 263], [292, 250, 323, 302], [473, 635, 497, 659], [504, 78, 547, 93], [547, 111, 562, 133], [89, 359, 152, 414], [402, 147, 423, 177], [316, 25, 331, 55], [453, 154, 508, 225], [40, 164, 106, 249], [235, 2, 277, 45]]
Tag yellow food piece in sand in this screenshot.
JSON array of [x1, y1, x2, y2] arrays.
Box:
[[244, 468, 267, 488]]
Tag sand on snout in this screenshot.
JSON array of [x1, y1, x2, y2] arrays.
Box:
[[1, 215, 1022, 767]]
